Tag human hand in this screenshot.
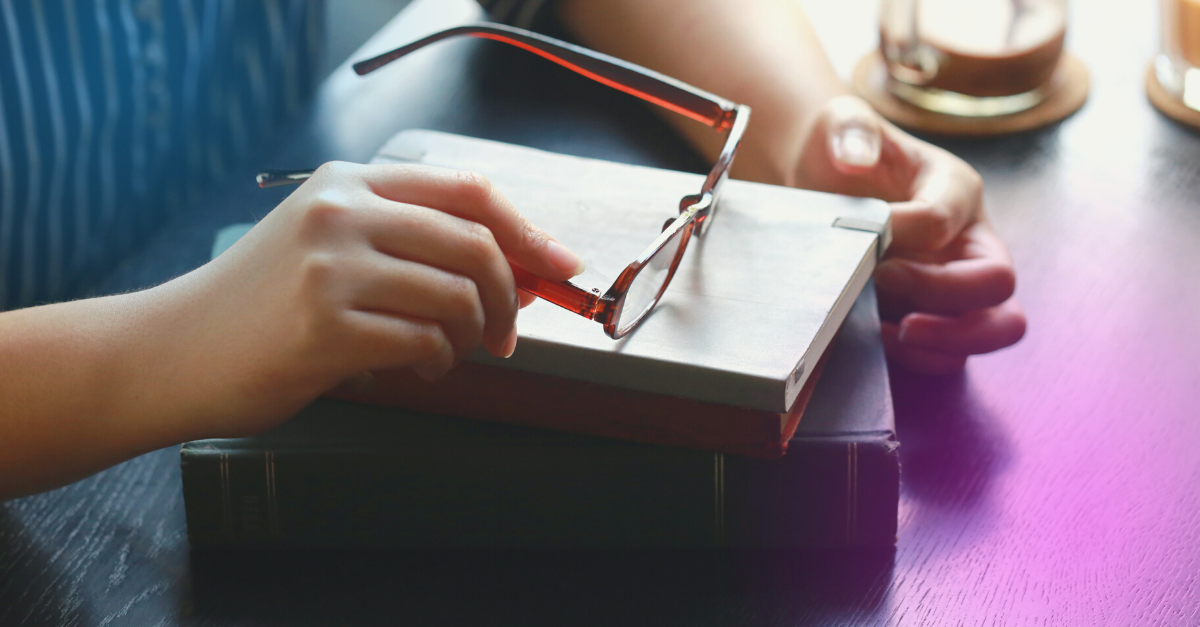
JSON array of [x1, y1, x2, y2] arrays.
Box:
[[791, 96, 1026, 373], [177, 162, 584, 435]]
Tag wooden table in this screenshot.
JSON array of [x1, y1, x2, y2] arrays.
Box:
[[2, 0, 1198, 624]]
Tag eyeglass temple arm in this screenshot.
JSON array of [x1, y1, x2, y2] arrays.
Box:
[[352, 23, 738, 130], [511, 265, 613, 322], [257, 170, 313, 188]]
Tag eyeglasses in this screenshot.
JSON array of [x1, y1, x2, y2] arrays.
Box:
[[257, 23, 750, 339]]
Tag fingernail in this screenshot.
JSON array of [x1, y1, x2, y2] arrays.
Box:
[[547, 240, 586, 277], [502, 326, 518, 358], [896, 317, 933, 345], [874, 261, 913, 294], [832, 126, 881, 168], [897, 315, 945, 346]]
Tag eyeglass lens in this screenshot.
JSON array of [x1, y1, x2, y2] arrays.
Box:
[[615, 223, 692, 336]]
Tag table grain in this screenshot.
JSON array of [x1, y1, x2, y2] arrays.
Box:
[[2, 0, 1198, 624]]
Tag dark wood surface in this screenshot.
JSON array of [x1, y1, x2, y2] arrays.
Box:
[[3, 0, 1199, 624]]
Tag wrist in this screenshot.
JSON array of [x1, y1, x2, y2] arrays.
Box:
[[103, 265, 261, 444], [144, 253, 338, 440], [99, 281, 220, 444]]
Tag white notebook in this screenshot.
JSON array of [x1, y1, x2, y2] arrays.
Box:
[[218, 130, 890, 414]]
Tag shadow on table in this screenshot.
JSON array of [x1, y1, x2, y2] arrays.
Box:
[[889, 369, 1013, 510], [915, 118, 1067, 174], [188, 547, 895, 626]]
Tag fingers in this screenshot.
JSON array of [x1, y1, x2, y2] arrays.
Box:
[[875, 256, 1015, 314], [298, 162, 562, 360], [875, 200, 1024, 373], [889, 153, 983, 252], [823, 95, 884, 172], [349, 254, 491, 360], [796, 101, 1022, 372], [882, 323, 968, 374], [343, 310, 456, 382], [898, 300, 1027, 355], [501, 325, 519, 358], [358, 200, 519, 357], [347, 163, 586, 280], [802, 97, 983, 253], [880, 299, 1027, 374], [875, 221, 1015, 314]]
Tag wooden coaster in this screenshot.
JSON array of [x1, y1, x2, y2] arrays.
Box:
[[853, 50, 1090, 136], [1145, 62, 1200, 131]]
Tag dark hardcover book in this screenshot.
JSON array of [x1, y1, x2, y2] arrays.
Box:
[[181, 285, 898, 549]]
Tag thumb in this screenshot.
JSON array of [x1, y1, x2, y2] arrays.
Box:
[[823, 95, 884, 173]]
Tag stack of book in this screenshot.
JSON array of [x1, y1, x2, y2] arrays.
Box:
[[181, 132, 900, 549]]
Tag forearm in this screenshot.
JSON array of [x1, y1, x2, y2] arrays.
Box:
[[0, 160, 595, 499], [0, 284, 213, 499], [558, 0, 848, 186]]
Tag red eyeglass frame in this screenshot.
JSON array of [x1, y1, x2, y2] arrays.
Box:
[[258, 23, 750, 339]]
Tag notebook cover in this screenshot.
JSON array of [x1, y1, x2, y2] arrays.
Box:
[[212, 130, 888, 454], [366, 130, 891, 413]]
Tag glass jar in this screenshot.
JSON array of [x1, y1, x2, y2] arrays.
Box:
[[1154, 0, 1200, 112], [880, 0, 1069, 116]]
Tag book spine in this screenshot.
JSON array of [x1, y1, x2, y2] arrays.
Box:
[[725, 435, 900, 548], [181, 445, 282, 547], [181, 436, 897, 550]]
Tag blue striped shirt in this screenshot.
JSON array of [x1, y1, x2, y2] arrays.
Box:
[[0, 0, 321, 310]]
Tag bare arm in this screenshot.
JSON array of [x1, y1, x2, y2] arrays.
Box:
[[559, 0, 1026, 372], [0, 163, 584, 499], [0, 288, 211, 497], [560, 0, 847, 185]]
